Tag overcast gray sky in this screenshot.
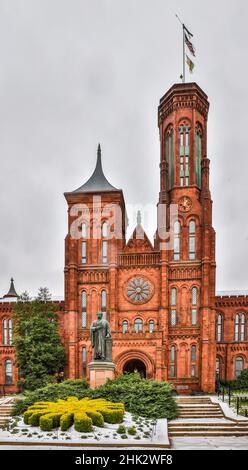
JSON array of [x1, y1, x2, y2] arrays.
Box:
[[0, 0, 247, 297]]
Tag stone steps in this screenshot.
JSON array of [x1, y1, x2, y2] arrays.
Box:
[[169, 396, 248, 438]]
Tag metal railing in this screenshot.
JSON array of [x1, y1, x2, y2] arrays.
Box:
[[218, 385, 248, 416]]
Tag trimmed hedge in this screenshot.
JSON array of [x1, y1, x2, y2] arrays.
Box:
[[23, 397, 124, 432]]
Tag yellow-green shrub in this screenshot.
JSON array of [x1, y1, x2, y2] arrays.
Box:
[[24, 396, 124, 432], [74, 411, 93, 433]]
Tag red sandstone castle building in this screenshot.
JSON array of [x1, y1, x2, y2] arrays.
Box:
[[1, 82, 248, 394]]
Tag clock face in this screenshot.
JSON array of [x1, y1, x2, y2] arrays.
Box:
[[178, 196, 192, 212]]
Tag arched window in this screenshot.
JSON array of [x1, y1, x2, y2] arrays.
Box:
[[101, 290, 107, 320], [235, 356, 244, 378], [81, 222, 88, 239], [102, 222, 108, 264], [180, 124, 189, 186], [170, 288, 177, 326], [3, 319, 12, 346], [241, 314, 246, 341], [122, 320, 128, 334], [149, 320, 155, 333], [5, 360, 12, 385], [82, 291, 87, 328], [216, 356, 221, 379], [195, 126, 202, 188], [191, 345, 196, 377], [134, 318, 143, 333], [235, 313, 246, 341], [165, 127, 174, 190], [82, 347, 87, 378], [191, 287, 198, 325], [189, 220, 196, 260], [170, 346, 176, 378], [102, 221, 108, 238], [173, 221, 181, 261], [216, 314, 222, 342]]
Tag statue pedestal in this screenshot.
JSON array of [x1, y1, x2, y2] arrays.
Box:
[[88, 361, 116, 389]]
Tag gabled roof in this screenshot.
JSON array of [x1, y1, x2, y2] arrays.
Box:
[[72, 144, 119, 193], [3, 278, 18, 298], [124, 212, 154, 252]]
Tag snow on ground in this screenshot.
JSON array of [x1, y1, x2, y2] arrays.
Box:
[[0, 412, 157, 445]]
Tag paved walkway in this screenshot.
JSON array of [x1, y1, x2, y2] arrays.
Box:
[[171, 436, 248, 450]]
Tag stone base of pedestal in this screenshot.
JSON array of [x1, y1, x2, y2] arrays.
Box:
[[88, 361, 116, 389]]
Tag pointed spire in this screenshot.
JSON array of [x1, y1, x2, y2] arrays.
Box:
[[137, 210, 142, 225], [72, 143, 119, 193], [3, 278, 18, 298]]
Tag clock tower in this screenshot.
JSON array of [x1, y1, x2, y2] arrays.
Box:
[[156, 82, 216, 392]]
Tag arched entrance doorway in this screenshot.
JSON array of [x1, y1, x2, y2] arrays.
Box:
[[123, 359, 146, 378]]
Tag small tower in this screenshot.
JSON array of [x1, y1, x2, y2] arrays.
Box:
[[3, 278, 18, 299]]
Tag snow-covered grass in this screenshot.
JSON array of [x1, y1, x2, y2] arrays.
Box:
[[0, 412, 158, 444]]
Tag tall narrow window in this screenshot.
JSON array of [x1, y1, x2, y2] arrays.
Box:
[[235, 314, 240, 341], [241, 314, 246, 341], [235, 313, 246, 341], [149, 320, 155, 333], [166, 128, 174, 190], [134, 318, 143, 333], [82, 347, 87, 378], [102, 241, 108, 264], [82, 291, 87, 328], [3, 319, 8, 345], [191, 287, 198, 325], [216, 356, 221, 379], [180, 124, 189, 186], [216, 314, 222, 342], [189, 220, 196, 260], [191, 345, 197, 377], [170, 288, 177, 326], [173, 221, 181, 261], [101, 290, 107, 319], [195, 127, 202, 188], [3, 319, 12, 346], [235, 356, 244, 378], [81, 222, 88, 239], [5, 360, 12, 385], [122, 320, 128, 333], [170, 346, 176, 378], [82, 241, 87, 264]]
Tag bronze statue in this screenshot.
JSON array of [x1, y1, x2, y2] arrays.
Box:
[[90, 312, 112, 361]]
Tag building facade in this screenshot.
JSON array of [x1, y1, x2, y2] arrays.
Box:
[[1, 82, 248, 394]]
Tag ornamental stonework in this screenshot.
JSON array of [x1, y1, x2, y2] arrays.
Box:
[[124, 276, 154, 305]]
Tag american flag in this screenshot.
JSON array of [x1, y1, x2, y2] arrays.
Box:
[[185, 33, 196, 57]]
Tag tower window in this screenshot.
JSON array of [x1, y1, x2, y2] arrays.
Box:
[[101, 290, 107, 320], [216, 314, 223, 342], [196, 127, 202, 188], [180, 124, 189, 186], [102, 221, 109, 238], [81, 222, 88, 239], [82, 241, 87, 264], [165, 128, 174, 190], [102, 240, 108, 264], [189, 220, 196, 260], [3, 319, 12, 346], [170, 346, 176, 378], [173, 221, 181, 261], [191, 287, 198, 325], [82, 347, 87, 378], [191, 345, 197, 377], [82, 291, 87, 328], [170, 288, 177, 326]]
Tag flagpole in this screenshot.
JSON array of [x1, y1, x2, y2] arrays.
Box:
[[182, 24, 185, 83]]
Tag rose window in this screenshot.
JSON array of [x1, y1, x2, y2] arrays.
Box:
[[126, 277, 152, 304]]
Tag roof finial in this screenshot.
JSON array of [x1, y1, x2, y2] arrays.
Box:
[[97, 143, 101, 160], [137, 210, 142, 225]]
